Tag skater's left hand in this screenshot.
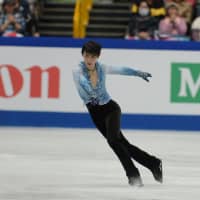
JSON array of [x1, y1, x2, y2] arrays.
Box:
[[137, 71, 152, 82]]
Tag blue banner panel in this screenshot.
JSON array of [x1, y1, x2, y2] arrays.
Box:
[[0, 110, 199, 131], [1, 37, 200, 51]]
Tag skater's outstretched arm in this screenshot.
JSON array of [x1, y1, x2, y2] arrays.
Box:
[[102, 64, 152, 82]]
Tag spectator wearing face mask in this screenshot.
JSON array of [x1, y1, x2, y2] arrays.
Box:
[[125, 0, 158, 40], [130, 0, 166, 22]]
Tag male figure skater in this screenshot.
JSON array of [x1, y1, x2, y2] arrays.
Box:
[[73, 40, 163, 187]]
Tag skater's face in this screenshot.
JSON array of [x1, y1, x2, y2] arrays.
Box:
[[83, 51, 99, 71]]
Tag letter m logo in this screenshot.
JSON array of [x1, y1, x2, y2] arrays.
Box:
[[171, 63, 200, 103]]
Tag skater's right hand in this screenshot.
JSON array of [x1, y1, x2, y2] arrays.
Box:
[[137, 71, 152, 82]]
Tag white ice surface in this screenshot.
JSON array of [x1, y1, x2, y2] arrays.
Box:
[[0, 128, 199, 200]]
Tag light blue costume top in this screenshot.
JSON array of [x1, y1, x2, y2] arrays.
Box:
[[73, 61, 144, 105]]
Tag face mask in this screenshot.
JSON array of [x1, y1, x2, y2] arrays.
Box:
[[139, 8, 150, 16]]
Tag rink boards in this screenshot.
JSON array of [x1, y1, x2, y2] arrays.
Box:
[[0, 37, 200, 131]]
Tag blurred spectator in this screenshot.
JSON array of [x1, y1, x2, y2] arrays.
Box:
[[130, 0, 166, 21], [173, 0, 193, 24], [158, 3, 188, 40], [185, 0, 196, 7], [167, 0, 195, 23], [191, 16, 200, 40], [16, 0, 40, 36], [0, 0, 26, 37], [166, 0, 195, 8], [125, 0, 158, 40], [16, 0, 29, 19], [27, 0, 40, 37]]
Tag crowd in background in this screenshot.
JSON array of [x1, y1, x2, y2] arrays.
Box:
[[1, 0, 200, 41], [0, 0, 40, 37], [125, 0, 200, 41]]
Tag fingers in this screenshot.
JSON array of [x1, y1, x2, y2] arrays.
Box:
[[148, 73, 152, 77], [138, 71, 152, 82], [143, 77, 150, 82], [143, 73, 152, 82]]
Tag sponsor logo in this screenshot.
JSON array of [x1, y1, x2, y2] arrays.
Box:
[[0, 65, 60, 98], [171, 63, 200, 103]]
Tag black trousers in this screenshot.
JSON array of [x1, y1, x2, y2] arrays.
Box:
[[86, 100, 158, 178]]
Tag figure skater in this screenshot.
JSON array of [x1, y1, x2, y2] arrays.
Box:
[[72, 40, 163, 187]]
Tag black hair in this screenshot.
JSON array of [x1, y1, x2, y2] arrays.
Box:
[[81, 41, 101, 57]]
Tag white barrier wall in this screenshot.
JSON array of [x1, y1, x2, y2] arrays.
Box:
[[0, 38, 200, 130], [1, 46, 200, 114]]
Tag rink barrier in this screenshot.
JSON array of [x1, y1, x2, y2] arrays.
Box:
[[0, 37, 200, 131], [1, 37, 200, 50], [0, 110, 200, 131]]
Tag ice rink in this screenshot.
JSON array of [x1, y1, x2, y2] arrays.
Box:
[[0, 127, 199, 200]]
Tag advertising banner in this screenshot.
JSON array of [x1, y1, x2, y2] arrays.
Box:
[[0, 38, 200, 130]]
